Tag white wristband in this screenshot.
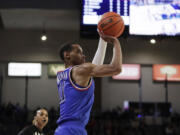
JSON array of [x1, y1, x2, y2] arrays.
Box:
[[92, 37, 107, 65]]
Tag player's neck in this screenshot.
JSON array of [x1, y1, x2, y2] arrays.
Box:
[[65, 65, 76, 68], [35, 124, 43, 131], [65, 62, 75, 68]]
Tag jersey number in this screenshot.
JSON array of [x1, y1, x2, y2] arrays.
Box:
[[59, 81, 65, 104]]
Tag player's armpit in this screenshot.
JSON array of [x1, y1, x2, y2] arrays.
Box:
[[71, 63, 95, 87]]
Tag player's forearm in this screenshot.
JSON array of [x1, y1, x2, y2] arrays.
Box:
[[110, 39, 122, 73], [92, 37, 107, 65]]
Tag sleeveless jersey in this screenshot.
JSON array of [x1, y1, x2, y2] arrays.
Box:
[[56, 67, 95, 127]]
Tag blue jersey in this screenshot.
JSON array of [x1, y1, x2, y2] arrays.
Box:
[[56, 67, 95, 127]]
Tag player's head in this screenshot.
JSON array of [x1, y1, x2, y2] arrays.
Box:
[[59, 42, 85, 66], [33, 108, 48, 130]]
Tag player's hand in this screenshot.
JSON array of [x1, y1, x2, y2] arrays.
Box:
[[97, 29, 118, 44], [33, 116, 38, 126]]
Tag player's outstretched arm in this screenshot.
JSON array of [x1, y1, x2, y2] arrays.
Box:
[[91, 37, 122, 77], [71, 33, 122, 87], [92, 37, 107, 65], [74, 34, 122, 78]]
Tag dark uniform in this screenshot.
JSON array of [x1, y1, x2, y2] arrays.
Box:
[[18, 125, 44, 135]]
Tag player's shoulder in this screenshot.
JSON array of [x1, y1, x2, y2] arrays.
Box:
[[78, 62, 95, 68], [73, 63, 95, 71], [71, 63, 95, 76], [18, 125, 36, 135], [57, 67, 70, 73]]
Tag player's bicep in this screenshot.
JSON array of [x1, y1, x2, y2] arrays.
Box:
[[74, 63, 121, 77], [73, 63, 95, 77], [90, 64, 121, 77]]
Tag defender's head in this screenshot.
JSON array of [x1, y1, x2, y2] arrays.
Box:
[[33, 108, 48, 130]]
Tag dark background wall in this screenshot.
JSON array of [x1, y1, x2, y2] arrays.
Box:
[[0, 30, 180, 64], [102, 65, 180, 113], [0, 29, 180, 112]]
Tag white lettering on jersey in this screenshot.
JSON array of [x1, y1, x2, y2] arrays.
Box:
[[57, 71, 68, 85]]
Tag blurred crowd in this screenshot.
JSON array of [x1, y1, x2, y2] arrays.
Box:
[[0, 103, 180, 135]]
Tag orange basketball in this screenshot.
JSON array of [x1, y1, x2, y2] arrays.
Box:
[[98, 12, 125, 37]]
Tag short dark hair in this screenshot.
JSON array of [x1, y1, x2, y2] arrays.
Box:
[[59, 42, 74, 61]]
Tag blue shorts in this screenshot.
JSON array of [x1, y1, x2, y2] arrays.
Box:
[[54, 121, 87, 135]]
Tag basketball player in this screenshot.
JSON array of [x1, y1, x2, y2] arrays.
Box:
[[18, 108, 48, 135], [55, 31, 122, 135]]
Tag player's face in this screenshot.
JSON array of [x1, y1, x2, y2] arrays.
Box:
[[69, 44, 85, 65], [36, 109, 48, 128]]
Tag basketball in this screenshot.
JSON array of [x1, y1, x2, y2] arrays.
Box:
[[98, 12, 125, 37]]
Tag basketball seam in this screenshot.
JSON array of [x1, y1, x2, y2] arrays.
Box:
[[103, 19, 121, 31], [98, 15, 120, 25]]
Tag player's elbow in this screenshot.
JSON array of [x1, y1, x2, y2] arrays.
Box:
[[117, 67, 122, 74], [114, 67, 122, 75]]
